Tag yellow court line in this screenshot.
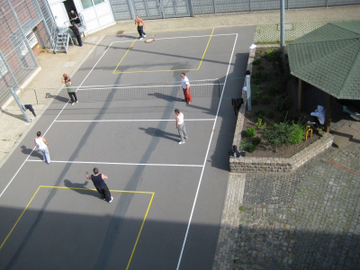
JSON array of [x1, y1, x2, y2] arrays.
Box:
[[113, 28, 215, 74], [112, 37, 138, 74], [126, 192, 155, 270], [197, 28, 215, 70], [0, 184, 155, 269], [0, 186, 41, 250]]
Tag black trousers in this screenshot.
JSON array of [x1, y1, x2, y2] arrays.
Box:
[[68, 92, 78, 103], [97, 185, 111, 202], [137, 26, 146, 37]]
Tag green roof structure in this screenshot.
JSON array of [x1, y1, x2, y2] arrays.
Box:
[[288, 22, 360, 100]]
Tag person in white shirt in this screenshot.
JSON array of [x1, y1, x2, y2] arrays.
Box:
[[34, 131, 51, 164], [181, 73, 192, 104], [175, 109, 188, 144]]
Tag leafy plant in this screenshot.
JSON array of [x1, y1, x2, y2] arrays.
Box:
[[247, 144, 256, 153], [253, 57, 262, 65], [288, 124, 305, 144], [274, 95, 291, 111], [265, 49, 279, 62], [255, 118, 267, 130], [252, 136, 262, 146], [268, 111, 275, 119], [255, 109, 265, 118], [251, 97, 258, 105], [268, 83, 281, 95], [261, 95, 271, 105], [246, 127, 256, 137], [253, 70, 270, 82]]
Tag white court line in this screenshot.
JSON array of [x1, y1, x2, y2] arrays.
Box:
[[55, 118, 216, 123], [176, 33, 239, 269], [0, 37, 111, 199], [26, 160, 203, 168], [109, 33, 238, 44]]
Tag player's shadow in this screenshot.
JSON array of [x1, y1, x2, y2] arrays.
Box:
[[21, 145, 43, 159], [139, 127, 179, 142], [64, 179, 100, 199], [148, 93, 183, 102], [45, 93, 69, 103]]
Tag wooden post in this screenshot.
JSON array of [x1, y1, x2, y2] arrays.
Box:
[[325, 94, 332, 133], [297, 78, 303, 112]]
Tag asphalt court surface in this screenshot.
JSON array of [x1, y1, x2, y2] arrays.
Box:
[[0, 26, 256, 269]]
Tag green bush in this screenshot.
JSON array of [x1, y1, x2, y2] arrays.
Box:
[[261, 95, 271, 105], [274, 95, 291, 111], [251, 97, 258, 105], [253, 70, 269, 82], [265, 49, 279, 62], [288, 124, 305, 144], [255, 118, 266, 130], [246, 127, 256, 137], [252, 136, 262, 146], [268, 111, 275, 119], [264, 122, 305, 146], [252, 78, 261, 85], [252, 85, 263, 98], [247, 144, 257, 153], [268, 83, 281, 95], [256, 109, 265, 118], [253, 57, 262, 65]]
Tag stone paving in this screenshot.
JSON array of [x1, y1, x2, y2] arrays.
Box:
[[214, 120, 360, 269]]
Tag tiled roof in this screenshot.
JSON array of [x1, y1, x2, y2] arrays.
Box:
[[288, 22, 360, 100]]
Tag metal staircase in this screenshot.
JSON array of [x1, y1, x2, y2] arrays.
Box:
[[54, 28, 74, 54]]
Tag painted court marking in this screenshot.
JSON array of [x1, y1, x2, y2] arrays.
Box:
[[0, 28, 240, 269], [0, 185, 154, 270]]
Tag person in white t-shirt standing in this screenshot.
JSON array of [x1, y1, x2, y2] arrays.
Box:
[[175, 109, 188, 144], [34, 131, 51, 164], [181, 73, 192, 104]]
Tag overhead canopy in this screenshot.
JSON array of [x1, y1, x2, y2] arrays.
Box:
[[288, 22, 360, 100]]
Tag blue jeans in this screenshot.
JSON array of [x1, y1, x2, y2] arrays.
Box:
[[40, 147, 51, 164]]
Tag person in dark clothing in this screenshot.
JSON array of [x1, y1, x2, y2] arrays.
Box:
[[69, 21, 83, 46], [23, 104, 36, 117], [69, 10, 80, 24], [85, 167, 113, 203]]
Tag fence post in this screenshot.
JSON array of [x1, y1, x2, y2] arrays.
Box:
[[9, 87, 31, 123], [246, 75, 251, 111]]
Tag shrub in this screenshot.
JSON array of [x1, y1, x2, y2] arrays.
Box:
[[264, 121, 305, 146], [268, 83, 281, 95], [288, 124, 305, 144], [251, 97, 258, 105], [247, 144, 257, 153], [253, 57, 262, 65], [255, 118, 266, 130], [246, 127, 256, 137], [256, 109, 265, 118], [268, 111, 275, 119], [261, 95, 271, 105], [252, 136, 262, 146], [252, 78, 261, 85], [274, 95, 291, 111], [265, 49, 279, 62], [252, 70, 270, 82], [252, 85, 263, 98]]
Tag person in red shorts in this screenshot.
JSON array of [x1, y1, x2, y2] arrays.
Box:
[[181, 72, 192, 104]]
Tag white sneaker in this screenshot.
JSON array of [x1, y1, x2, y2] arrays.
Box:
[[71, 102, 75, 106], [143, 34, 146, 37], [108, 197, 113, 203], [76, 101, 79, 103], [139, 37, 143, 40], [179, 141, 185, 145]]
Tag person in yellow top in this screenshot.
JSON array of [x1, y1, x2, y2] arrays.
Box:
[[135, 16, 146, 40]]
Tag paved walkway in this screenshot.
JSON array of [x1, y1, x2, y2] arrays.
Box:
[[0, 5, 359, 269]]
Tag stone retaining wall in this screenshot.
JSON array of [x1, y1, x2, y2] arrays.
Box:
[[229, 45, 334, 173]]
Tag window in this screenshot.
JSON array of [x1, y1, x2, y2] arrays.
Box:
[[27, 31, 38, 48], [81, 0, 104, 9]]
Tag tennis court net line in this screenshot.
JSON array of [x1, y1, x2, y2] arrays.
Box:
[[20, 79, 224, 104]]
